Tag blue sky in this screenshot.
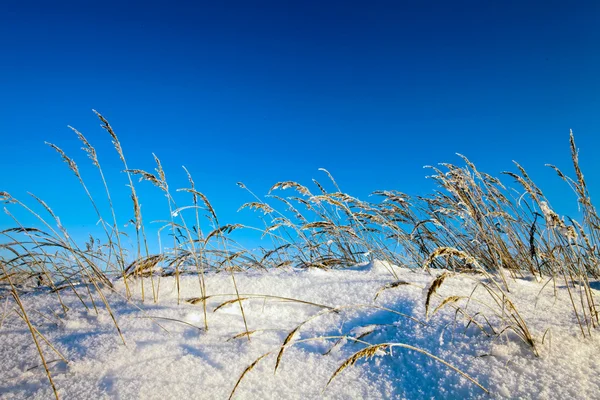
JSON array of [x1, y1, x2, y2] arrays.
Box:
[[1, 1, 599, 250]]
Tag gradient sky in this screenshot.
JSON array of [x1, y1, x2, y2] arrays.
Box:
[[1, 1, 599, 249]]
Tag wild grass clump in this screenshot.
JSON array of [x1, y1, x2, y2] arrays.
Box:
[[1, 111, 599, 398]]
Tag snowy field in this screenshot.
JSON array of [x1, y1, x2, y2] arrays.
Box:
[[1, 261, 598, 399]]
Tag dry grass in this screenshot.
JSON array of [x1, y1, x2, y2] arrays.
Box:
[[326, 343, 488, 394], [1, 113, 599, 397], [424, 271, 450, 319]]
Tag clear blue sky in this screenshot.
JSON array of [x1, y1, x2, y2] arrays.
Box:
[[1, 1, 599, 249]]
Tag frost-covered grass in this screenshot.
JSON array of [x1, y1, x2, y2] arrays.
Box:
[[1, 112, 599, 399]]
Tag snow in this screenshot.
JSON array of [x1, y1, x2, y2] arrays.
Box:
[[1, 261, 600, 399]]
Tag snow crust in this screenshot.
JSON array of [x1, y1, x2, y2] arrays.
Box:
[[1, 262, 599, 399]]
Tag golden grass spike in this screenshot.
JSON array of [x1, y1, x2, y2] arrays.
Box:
[[125, 169, 163, 189], [269, 181, 312, 197], [178, 188, 218, 223], [326, 342, 488, 393], [545, 164, 568, 181], [45, 142, 80, 177], [197, 191, 219, 224], [93, 109, 125, 162], [423, 247, 478, 270], [373, 280, 412, 300], [425, 272, 449, 319], [274, 325, 301, 373], [513, 161, 543, 196], [186, 296, 210, 305], [213, 297, 249, 312], [570, 130, 586, 190], [70, 126, 99, 167], [355, 327, 378, 340], [228, 330, 259, 341], [204, 224, 243, 244], [315, 194, 353, 216], [501, 170, 540, 204], [238, 202, 274, 214], [125, 254, 164, 278], [229, 352, 270, 400], [1, 227, 48, 235], [152, 153, 167, 186], [259, 244, 291, 263], [430, 295, 464, 318], [326, 344, 389, 387], [0, 191, 12, 199]]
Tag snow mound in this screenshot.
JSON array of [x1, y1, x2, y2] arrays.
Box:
[[1, 266, 599, 399]]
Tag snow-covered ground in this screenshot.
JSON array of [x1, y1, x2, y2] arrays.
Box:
[[1, 262, 599, 399]]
